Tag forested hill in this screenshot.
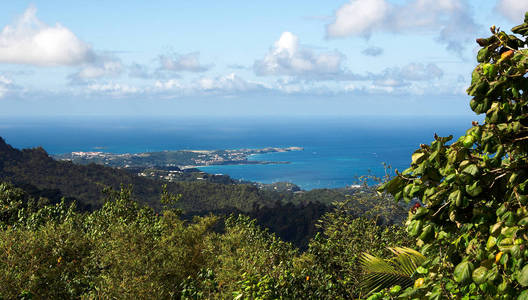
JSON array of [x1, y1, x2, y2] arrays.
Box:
[[0, 137, 285, 212], [0, 137, 408, 248]]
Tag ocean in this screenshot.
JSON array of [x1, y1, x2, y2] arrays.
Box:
[[0, 115, 478, 190]]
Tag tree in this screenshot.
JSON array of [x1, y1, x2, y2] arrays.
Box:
[[379, 12, 528, 298]]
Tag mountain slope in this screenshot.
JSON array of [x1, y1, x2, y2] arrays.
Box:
[[0, 137, 277, 212]]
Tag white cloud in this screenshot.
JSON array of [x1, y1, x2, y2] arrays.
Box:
[[254, 32, 347, 79], [154, 79, 184, 91], [87, 82, 140, 96], [327, 0, 389, 37], [373, 78, 409, 88], [159, 52, 212, 72], [0, 75, 13, 85], [77, 60, 122, 79], [196, 73, 267, 92], [496, 0, 528, 23], [0, 6, 124, 83], [151, 73, 268, 97], [379, 63, 444, 81], [69, 55, 123, 83], [327, 0, 479, 53], [0, 6, 94, 66], [365, 63, 444, 92], [0, 75, 13, 98]]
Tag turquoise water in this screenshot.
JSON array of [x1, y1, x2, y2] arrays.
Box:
[[0, 115, 477, 190]]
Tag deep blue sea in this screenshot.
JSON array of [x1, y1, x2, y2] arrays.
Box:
[[0, 115, 478, 190]]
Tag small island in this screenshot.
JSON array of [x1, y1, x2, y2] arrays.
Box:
[[53, 146, 304, 169]]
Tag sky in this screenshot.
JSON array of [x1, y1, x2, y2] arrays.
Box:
[[0, 0, 527, 117]]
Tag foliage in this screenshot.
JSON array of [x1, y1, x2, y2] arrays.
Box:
[[360, 247, 426, 296], [203, 214, 299, 299], [379, 13, 528, 298], [0, 178, 411, 299], [0, 183, 217, 298], [303, 201, 412, 299]]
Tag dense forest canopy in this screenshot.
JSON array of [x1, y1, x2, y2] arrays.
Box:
[[0, 180, 410, 298]]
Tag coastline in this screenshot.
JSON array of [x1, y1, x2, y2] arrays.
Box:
[[53, 146, 304, 169]]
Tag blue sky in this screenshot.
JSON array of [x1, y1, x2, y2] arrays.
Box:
[[0, 0, 527, 116]]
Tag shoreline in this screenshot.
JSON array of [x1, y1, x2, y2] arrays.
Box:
[[52, 146, 303, 169]]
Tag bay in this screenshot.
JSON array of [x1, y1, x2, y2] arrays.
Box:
[[0, 115, 477, 190]]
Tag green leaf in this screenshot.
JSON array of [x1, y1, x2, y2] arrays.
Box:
[[360, 247, 426, 296], [463, 135, 476, 148], [465, 181, 483, 197], [454, 261, 474, 284], [367, 293, 382, 300], [477, 47, 490, 63], [519, 289, 528, 300], [408, 220, 423, 237], [462, 164, 479, 177], [412, 152, 426, 165], [472, 266, 488, 284], [448, 190, 462, 205], [518, 217, 528, 226], [419, 224, 434, 242], [445, 173, 456, 183], [486, 236, 497, 250], [511, 245, 522, 259], [497, 203, 508, 216], [390, 285, 401, 295], [518, 265, 528, 287], [380, 176, 404, 195], [412, 207, 428, 219]]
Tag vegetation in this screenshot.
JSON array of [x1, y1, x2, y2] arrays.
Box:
[[360, 247, 426, 296], [0, 182, 408, 299], [378, 13, 528, 299]]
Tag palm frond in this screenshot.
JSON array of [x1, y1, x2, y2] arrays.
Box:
[[360, 247, 426, 296]]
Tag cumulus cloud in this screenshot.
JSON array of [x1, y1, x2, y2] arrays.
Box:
[[154, 79, 183, 90], [77, 59, 122, 79], [87, 82, 141, 96], [0, 6, 123, 83], [370, 63, 444, 89], [254, 32, 348, 79], [327, 0, 479, 53], [0, 6, 95, 66], [327, 0, 389, 37], [380, 63, 443, 81], [158, 52, 212, 72], [196, 73, 267, 93], [362, 46, 384, 56], [495, 0, 528, 23], [152, 73, 268, 96], [69, 55, 123, 83]]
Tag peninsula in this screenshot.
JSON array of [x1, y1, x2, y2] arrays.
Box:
[[53, 146, 303, 169]]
